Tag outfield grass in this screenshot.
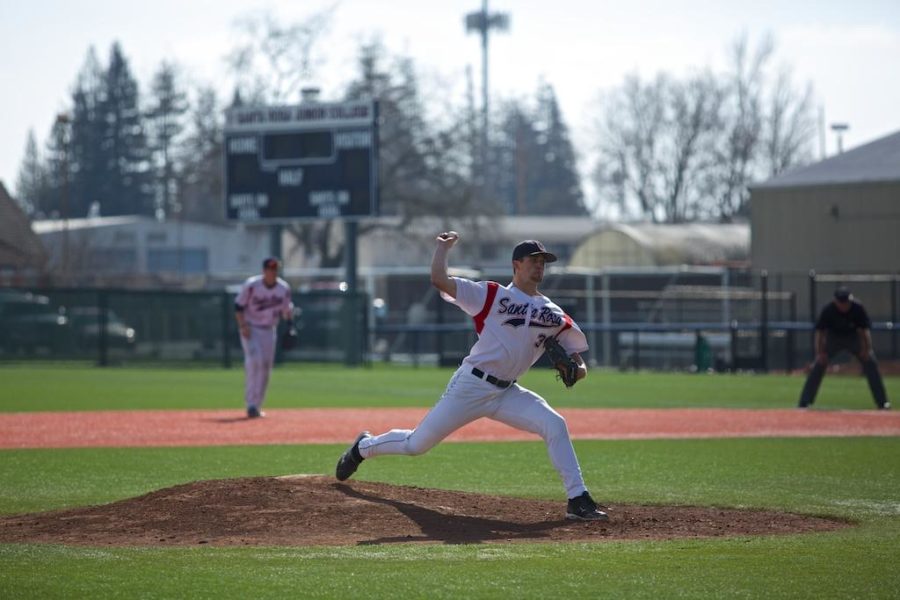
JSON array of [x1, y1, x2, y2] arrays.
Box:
[[1, 365, 898, 598], [1, 363, 897, 411]]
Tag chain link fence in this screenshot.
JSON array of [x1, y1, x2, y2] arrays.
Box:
[[2, 269, 897, 372]]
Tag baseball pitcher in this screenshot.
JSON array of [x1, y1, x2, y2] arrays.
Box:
[[335, 232, 608, 521]]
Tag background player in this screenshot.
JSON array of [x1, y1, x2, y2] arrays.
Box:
[[234, 257, 294, 418], [798, 286, 890, 410], [335, 231, 608, 521]]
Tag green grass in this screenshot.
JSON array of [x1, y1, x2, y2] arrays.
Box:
[[1, 438, 897, 519], [1, 439, 899, 598], [2, 530, 898, 599], [1, 365, 898, 598], [1, 363, 897, 411]]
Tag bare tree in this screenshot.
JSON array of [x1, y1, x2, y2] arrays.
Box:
[[593, 74, 667, 220], [177, 86, 225, 224], [710, 34, 772, 219], [663, 72, 723, 222], [226, 8, 335, 104], [591, 33, 816, 223], [593, 73, 721, 222], [763, 68, 816, 177]]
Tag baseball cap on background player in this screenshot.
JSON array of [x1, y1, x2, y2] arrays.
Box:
[[262, 257, 281, 270], [512, 240, 558, 263], [833, 286, 852, 302]]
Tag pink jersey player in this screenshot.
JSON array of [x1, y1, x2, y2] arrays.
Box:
[[234, 257, 294, 418], [335, 232, 608, 521]]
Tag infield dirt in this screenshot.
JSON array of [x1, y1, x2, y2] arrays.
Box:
[[0, 475, 850, 547]]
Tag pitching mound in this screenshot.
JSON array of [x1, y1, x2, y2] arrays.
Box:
[[0, 475, 849, 547]]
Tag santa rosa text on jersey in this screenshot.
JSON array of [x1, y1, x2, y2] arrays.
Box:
[[497, 298, 563, 328]]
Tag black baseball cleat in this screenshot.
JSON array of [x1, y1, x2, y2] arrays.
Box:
[[247, 406, 265, 418], [335, 431, 371, 481], [878, 402, 891, 410], [566, 491, 609, 521]]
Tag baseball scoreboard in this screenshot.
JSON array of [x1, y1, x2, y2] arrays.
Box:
[[224, 100, 378, 221]]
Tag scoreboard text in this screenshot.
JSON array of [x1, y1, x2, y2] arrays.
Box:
[[224, 100, 378, 221]]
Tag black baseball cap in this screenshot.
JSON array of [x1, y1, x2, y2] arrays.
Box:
[[262, 257, 281, 270], [512, 240, 558, 263], [834, 286, 852, 301]]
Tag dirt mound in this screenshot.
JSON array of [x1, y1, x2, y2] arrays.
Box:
[[0, 476, 850, 547]]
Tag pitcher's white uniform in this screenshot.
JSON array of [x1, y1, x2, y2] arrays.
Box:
[[235, 275, 293, 413], [358, 277, 591, 498]]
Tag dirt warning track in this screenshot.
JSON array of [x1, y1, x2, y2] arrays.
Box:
[[1, 408, 898, 449]]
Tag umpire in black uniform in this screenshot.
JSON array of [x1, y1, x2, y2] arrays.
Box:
[[799, 287, 890, 409]]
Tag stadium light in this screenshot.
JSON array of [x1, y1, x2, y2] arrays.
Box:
[[465, 1, 510, 198], [830, 122, 849, 154]]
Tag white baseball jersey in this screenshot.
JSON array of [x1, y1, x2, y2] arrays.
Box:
[[358, 276, 592, 499], [446, 278, 588, 381], [235, 275, 293, 328]]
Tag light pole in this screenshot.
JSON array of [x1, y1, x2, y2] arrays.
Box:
[[465, 1, 509, 198], [830, 122, 849, 154]]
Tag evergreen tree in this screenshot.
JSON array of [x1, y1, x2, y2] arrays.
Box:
[[491, 85, 586, 216], [146, 61, 189, 219], [532, 84, 587, 215], [490, 102, 540, 215], [14, 130, 44, 216], [40, 117, 73, 219], [99, 42, 152, 216], [68, 47, 106, 218]]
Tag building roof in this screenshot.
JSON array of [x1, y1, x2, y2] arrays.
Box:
[[752, 130, 900, 189], [30, 215, 145, 234], [570, 222, 750, 268], [349, 215, 598, 269], [0, 181, 47, 270]]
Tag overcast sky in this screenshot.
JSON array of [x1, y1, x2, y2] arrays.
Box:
[[2, 0, 899, 203]]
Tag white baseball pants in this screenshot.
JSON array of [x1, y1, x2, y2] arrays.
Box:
[[358, 366, 588, 498], [240, 325, 277, 411]]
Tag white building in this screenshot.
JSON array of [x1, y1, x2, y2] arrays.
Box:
[[32, 216, 270, 284], [284, 215, 599, 270]]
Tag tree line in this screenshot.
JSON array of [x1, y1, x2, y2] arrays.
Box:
[[14, 11, 817, 252]]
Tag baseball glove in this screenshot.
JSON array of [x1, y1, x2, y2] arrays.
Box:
[[281, 325, 298, 351], [543, 336, 579, 388]]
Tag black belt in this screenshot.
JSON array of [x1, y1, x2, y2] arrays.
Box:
[[471, 367, 514, 389]]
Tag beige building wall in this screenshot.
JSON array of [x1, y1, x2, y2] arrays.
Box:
[[751, 181, 900, 320], [570, 223, 749, 269], [751, 182, 900, 273]]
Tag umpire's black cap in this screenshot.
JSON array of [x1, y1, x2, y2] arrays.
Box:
[[512, 240, 558, 263], [834, 286, 852, 301]]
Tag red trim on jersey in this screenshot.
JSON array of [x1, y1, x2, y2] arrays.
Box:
[[473, 281, 500, 335], [556, 313, 574, 338]]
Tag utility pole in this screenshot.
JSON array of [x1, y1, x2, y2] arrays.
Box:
[[55, 113, 71, 281], [817, 105, 826, 159], [465, 1, 509, 200]]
